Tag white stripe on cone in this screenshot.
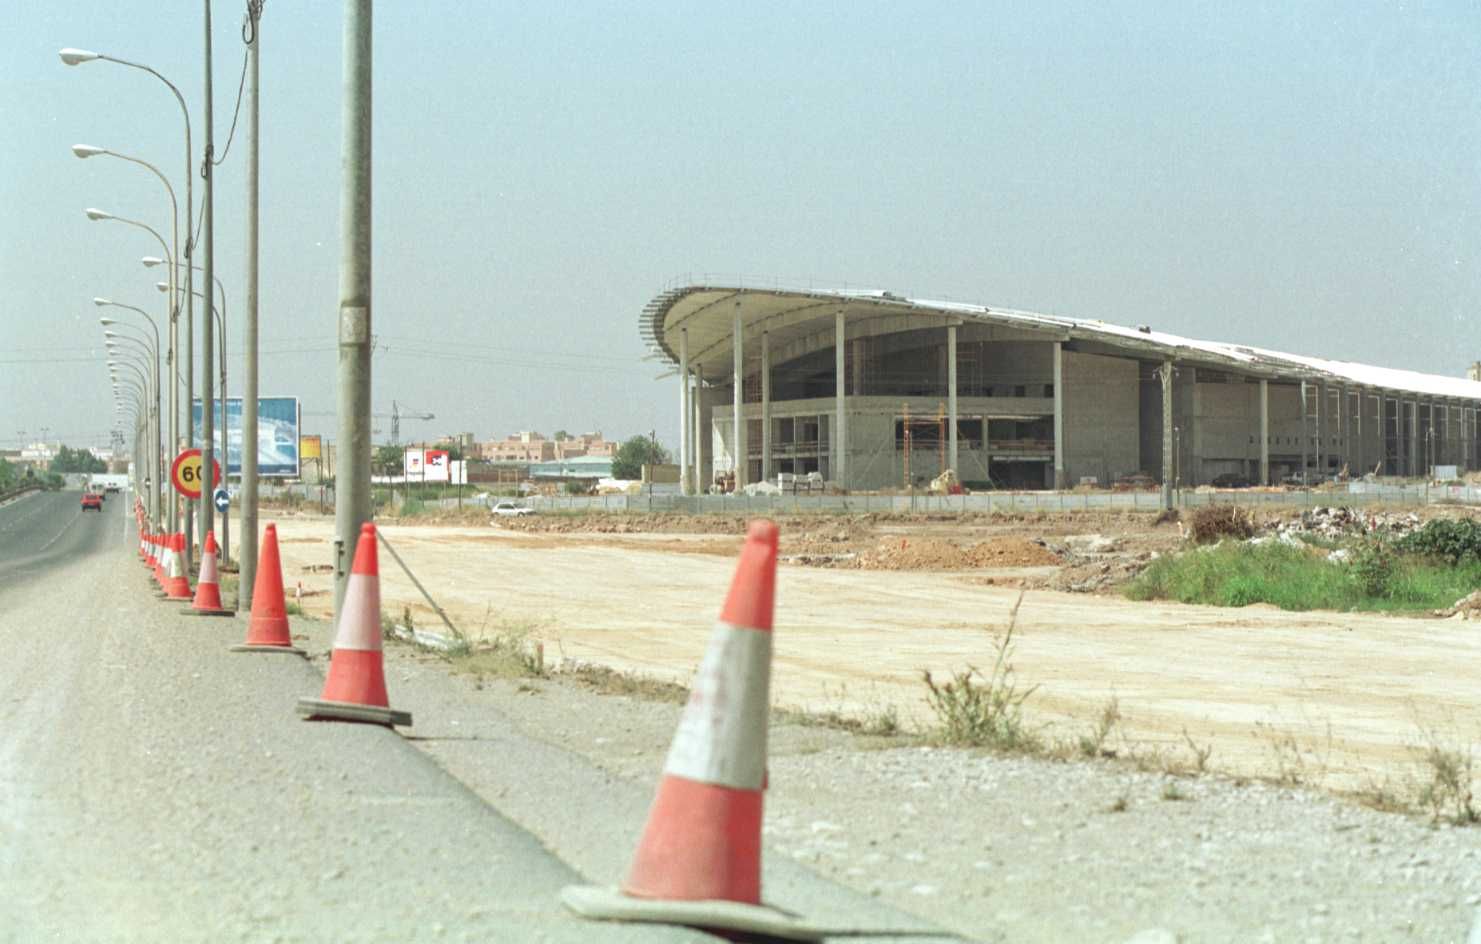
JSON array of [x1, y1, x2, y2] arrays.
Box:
[[662, 621, 771, 792], [199, 545, 218, 584], [332, 572, 382, 652]]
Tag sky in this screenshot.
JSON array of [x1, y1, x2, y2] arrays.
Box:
[[2, 2, 1478, 454]]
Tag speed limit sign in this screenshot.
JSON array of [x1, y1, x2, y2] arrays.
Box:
[[170, 448, 222, 499]]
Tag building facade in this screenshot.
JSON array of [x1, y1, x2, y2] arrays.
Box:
[[641, 285, 1481, 494]]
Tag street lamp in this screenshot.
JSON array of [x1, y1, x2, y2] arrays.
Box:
[[153, 275, 232, 559], [96, 298, 164, 530], [63, 45, 197, 569]]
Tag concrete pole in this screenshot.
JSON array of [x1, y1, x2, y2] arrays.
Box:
[[240, 0, 262, 609], [947, 324, 958, 474], [678, 327, 689, 495], [200, 0, 217, 558], [1160, 360, 1173, 509], [333, 0, 373, 616], [1300, 381, 1309, 484], [761, 331, 771, 484], [1354, 387, 1364, 477], [1259, 379, 1270, 486], [1052, 341, 1065, 489], [1314, 382, 1326, 482], [732, 301, 745, 489], [1334, 385, 1344, 475], [834, 309, 847, 488]]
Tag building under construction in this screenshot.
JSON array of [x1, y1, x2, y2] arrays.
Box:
[[640, 284, 1481, 493]]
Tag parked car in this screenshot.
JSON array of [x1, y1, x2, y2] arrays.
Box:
[[491, 501, 535, 517], [1210, 473, 1251, 489], [81, 493, 103, 511]]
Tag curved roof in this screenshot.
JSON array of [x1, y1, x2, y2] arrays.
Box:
[[642, 284, 1481, 401]]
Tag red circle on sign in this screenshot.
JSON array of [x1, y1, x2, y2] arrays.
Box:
[[170, 448, 223, 499]]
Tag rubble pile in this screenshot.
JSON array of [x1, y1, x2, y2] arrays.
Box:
[[1436, 590, 1481, 621], [1266, 507, 1422, 541]]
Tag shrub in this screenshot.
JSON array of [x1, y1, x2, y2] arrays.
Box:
[[922, 628, 1039, 752], [1188, 505, 1255, 544], [1397, 517, 1481, 565], [1349, 538, 1395, 598]]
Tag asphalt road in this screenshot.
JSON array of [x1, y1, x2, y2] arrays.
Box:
[[0, 488, 113, 589], [0, 489, 710, 942]]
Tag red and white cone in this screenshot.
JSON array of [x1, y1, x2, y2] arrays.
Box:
[[159, 532, 192, 600], [562, 520, 820, 942], [230, 522, 305, 654], [295, 523, 411, 726], [185, 531, 234, 617]]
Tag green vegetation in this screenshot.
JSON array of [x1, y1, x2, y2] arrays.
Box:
[[610, 435, 671, 480], [921, 627, 1040, 751], [1397, 517, 1481, 565], [48, 445, 106, 475], [1125, 540, 1481, 613]]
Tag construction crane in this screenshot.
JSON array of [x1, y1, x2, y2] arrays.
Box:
[[382, 401, 434, 444], [303, 401, 435, 444]]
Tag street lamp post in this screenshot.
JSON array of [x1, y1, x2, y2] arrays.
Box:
[[156, 274, 230, 563], [96, 299, 163, 531], [85, 211, 179, 535], [101, 323, 160, 525], [61, 47, 196, 571]]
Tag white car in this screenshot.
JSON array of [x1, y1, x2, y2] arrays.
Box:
[[491, 501, 535, 517]]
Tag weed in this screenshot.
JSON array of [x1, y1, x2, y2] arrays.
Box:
[[1078, 696, 1122, 758], [1182, 728, 1213, 774], [1160, 780, 1188, 802], [774, 703, 906, 738], [1415, 736, 1478, 825], [1105, 791, 1130, 813], [559, 662, 690, 704], [921, 626, 1040, 752], [284, 601, 303, 616]]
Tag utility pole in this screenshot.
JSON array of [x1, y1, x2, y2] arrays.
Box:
[[200, 0, 217, 557], [334, 0, 373, 616], [241, 0, 263, 609]]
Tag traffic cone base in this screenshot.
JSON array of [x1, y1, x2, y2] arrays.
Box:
[[228, 642, 306, 655], [560, 886, 823, 942], [294, 697, 411, 728]]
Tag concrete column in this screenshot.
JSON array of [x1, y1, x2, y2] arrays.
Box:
[[852, 338, 865, 395], [1160, 359, 1173, 509], [1321, 382, 1332, 477], [1334, 385, 1344, 475], [1354, 387, 1364, 477], [1410, 399, 1419, 477], [1444, 403, 1451, 468], [834, 309, 847, 488], [947, 324, 959, 473], [761, 331, 772, 484], [1300, 381, 1309, 484], [1259, 379, 1270, 486], [732, 301, 746, 489], [678, 328, 690, 495], [1052, 341, 1065, 489], [1187, 366, 1199, 486], [692, 371, 704, 492]]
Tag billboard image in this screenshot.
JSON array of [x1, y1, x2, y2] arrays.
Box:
[[191, 396, 301, 478], [402, 448, 450, 482]]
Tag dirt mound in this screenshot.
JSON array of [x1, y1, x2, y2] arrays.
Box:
[[854, 537, 1060, 571]]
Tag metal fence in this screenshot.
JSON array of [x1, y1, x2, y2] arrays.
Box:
[[263, 482, 1481, 516]]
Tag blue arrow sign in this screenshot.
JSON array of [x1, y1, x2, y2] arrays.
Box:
[[213, 487, 230, 513]]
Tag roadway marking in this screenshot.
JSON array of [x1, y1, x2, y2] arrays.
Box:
[[36, 509, 82, 554]]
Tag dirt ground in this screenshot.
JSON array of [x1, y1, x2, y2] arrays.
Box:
[[248, 507, 1481, 799]]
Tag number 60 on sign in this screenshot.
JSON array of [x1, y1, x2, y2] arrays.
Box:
[[170, 448, 222, 499]]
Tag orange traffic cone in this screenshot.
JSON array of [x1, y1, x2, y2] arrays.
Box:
[[151, 531, 169, 588], [160, 532, 192, 600], [295, 523, 410, 726], [185, 531, 234, 617], [230, 523, 304, 655], [562, 520, 819, 941]]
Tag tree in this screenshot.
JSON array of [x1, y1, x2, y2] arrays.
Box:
[[611, 435, 671, 480], [373, 444, 404, 477], [49, 445, 106, 475], [553, 430, 569, 442]]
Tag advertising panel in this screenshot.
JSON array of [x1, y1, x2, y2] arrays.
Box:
[[300, 435, 322, 460], [192, 396, 301, 478]]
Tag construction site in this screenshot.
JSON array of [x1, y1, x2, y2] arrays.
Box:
[[645, 284, 1481, 495]]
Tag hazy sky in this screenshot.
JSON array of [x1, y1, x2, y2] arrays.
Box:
[[2, 2, 1478, 453]]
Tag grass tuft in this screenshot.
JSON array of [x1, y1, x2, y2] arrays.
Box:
[[921, 627, 1040, 752]]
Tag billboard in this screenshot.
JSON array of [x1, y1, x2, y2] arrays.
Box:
[[191, 396, 301, 478], [300, 435, 322, 460], [403, 448, 450, 482]]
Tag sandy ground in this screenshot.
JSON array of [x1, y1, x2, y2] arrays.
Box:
[[251, 510, 1481, 796]]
